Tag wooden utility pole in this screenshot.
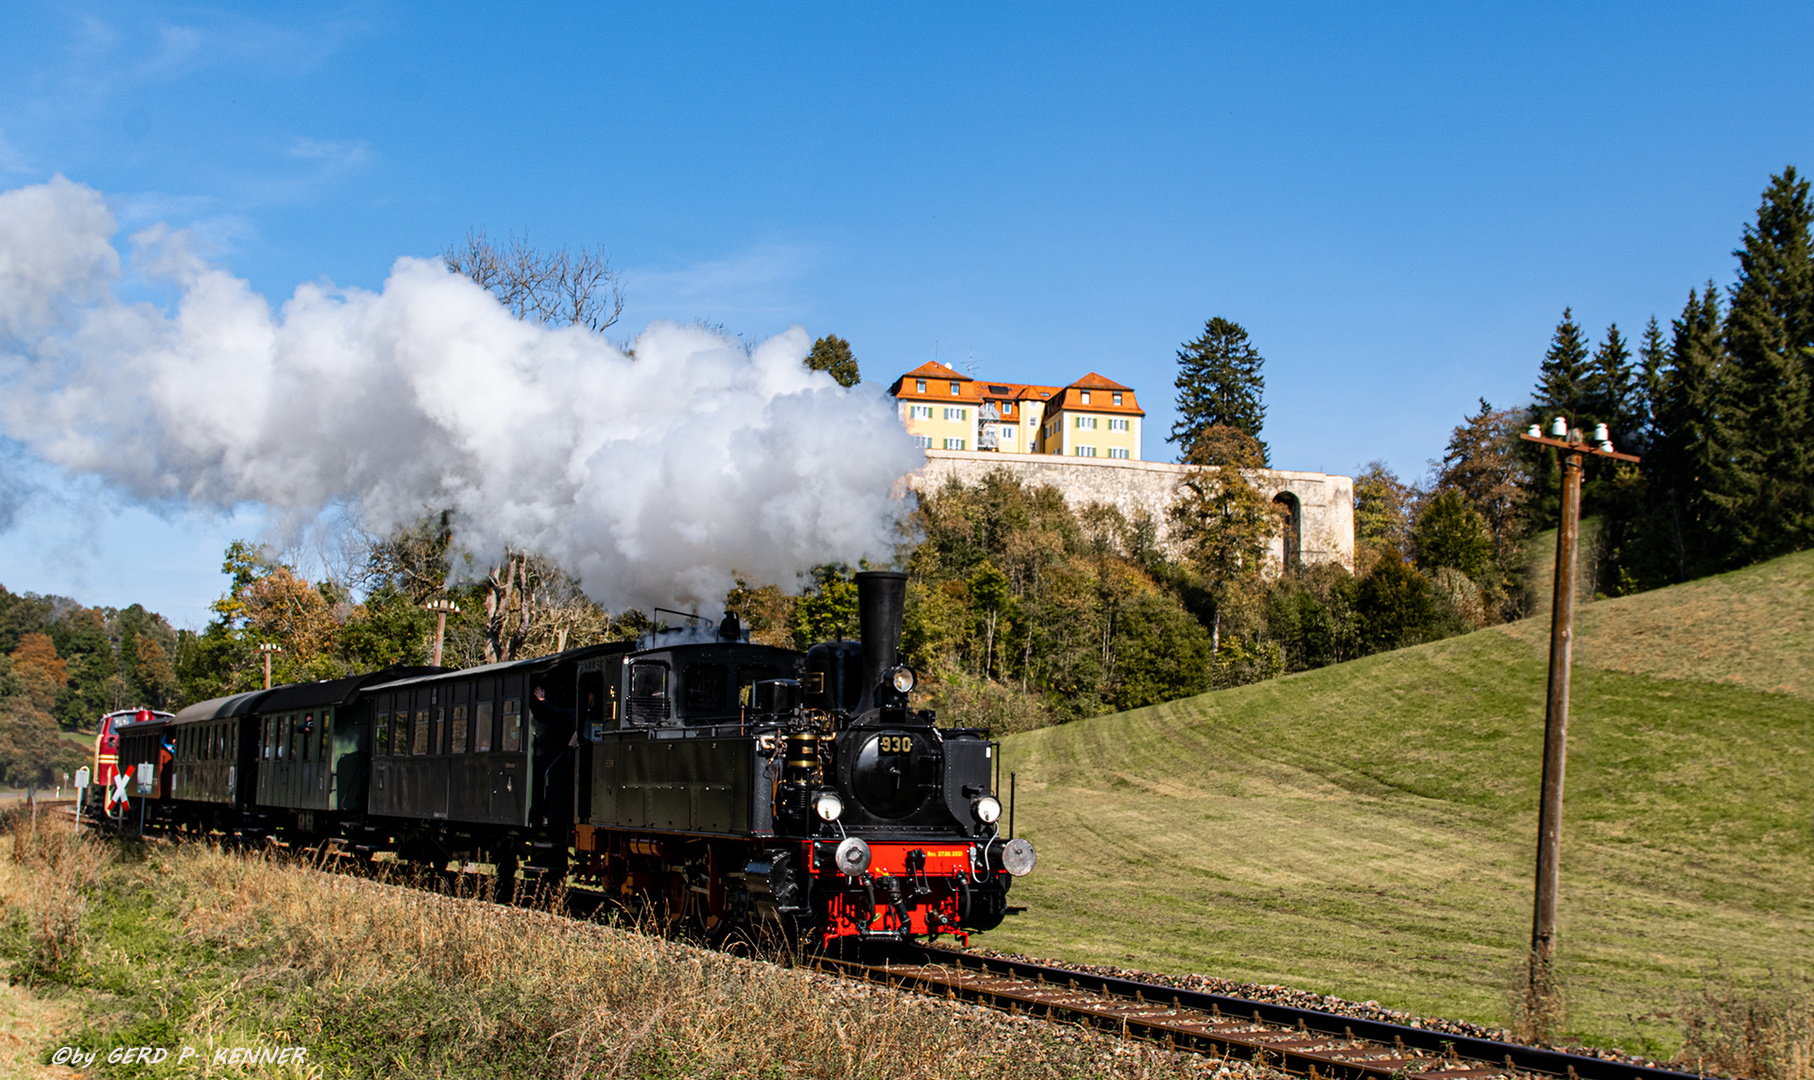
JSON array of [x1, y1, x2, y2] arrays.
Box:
[[425, 599, 461, 667], [258, 642, 283, 689], [1519, 421, 1639, 982]]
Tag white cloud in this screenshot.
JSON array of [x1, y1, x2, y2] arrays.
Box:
[[625, 246, 818, 323], [287, 136, 370, 168], [0, 130, 33, 176], [0, 178, 922, 612]]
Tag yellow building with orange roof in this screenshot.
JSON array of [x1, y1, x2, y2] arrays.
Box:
[[888, 363, 1143, 460]]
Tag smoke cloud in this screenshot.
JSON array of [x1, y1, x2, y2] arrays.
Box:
[[0, 176, 923, 611]]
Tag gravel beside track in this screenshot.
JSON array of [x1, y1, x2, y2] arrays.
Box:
[[962, 949, 1691, 1074]]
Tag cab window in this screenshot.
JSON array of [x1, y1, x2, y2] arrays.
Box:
[[683, 663, 728, 714], [628, 662, 670, 725]]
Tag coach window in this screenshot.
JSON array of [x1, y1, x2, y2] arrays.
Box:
[[319, 709, 333, 761], [277, 715, 289, 760], [501, 697, 522, 752], [475, 699, 494, 753], [374, 709, 390, 757], [412, 703, 429, 755], [393, 699, 410, 755], [452, 703, 468, 753], [628, 662, 670, 726], [431, 706, 445, 754]]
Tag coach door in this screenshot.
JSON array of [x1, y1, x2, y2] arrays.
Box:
[[490, 676, 527, 826]]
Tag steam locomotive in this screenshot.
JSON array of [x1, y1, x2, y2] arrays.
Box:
[[86, 571, 1035, 946]]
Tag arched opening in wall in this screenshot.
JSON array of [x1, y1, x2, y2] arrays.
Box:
[[1273, 492, 1302, 572]]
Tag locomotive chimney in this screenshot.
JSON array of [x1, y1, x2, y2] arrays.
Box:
[[855, 570, 907, 712]]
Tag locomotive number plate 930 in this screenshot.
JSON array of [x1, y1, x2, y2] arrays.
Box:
[[877, 734, 913, 754]]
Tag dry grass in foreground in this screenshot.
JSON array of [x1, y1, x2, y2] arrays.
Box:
[[1, 812, 1266, 1079]]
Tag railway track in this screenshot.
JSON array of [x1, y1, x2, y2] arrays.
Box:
[[814, 946, 1704, 1080]]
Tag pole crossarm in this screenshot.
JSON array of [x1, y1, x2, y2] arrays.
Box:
[[1517, 432, 1642, 463], [424, 599, 461, 667]]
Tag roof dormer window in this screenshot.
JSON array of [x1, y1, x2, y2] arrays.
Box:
[[1080, 390, 1091, 404], [1113, 392, 1123, 406], [950, 381, 961, 395], [916, 379, 926, 393]]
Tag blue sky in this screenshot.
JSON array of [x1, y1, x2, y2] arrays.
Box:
[[2, 2, 1810, 626]]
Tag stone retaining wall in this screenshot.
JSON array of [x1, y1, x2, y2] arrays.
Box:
[[913, 449, 1354, 571]]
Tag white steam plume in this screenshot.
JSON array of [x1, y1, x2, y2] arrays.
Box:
[[0, 176, 924, 611]]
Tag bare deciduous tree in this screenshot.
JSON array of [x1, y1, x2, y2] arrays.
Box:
[[444, 230, 625, 332], [439, 230, 627, 664]]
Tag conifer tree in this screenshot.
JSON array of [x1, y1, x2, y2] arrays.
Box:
[[1648, 285, 1727, 579], [1525, 309, 1592, 530], [1587, 322, 1637, 442], [1716, 166, 1814, 562], [1530, 309, 1591, 430], [1634, 316, 1667, 456], [1171, 318, 1267, 462]]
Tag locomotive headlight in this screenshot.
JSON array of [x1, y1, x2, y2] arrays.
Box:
[[972, 796, 1002, 824], [814, 791, 844, 822], [889, 665, 917, 693], [834, 836, 871, 876]]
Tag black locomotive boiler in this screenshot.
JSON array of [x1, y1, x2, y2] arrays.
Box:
[[93, 571, 1036, 946]]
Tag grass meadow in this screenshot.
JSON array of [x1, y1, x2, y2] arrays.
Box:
[[0, 814, 1259, 1080], [987, 549, 1814, 1062]]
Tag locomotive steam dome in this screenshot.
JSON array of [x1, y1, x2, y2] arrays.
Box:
[[849, 729, 943, 818]]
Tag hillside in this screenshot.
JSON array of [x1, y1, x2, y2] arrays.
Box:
[[987, 549, 1814, 1056]]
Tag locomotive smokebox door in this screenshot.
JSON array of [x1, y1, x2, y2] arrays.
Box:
[[847, 728, 941, 819]]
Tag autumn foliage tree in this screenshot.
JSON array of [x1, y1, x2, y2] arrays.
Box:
[[1169, 426, 1278, 652]]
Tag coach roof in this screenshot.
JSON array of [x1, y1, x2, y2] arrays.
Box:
[[254, 666, 446, 714], [363, 642, 635, 693], [171, 690, 272, 726]]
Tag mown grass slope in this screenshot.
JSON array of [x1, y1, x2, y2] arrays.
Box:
[[987, 550, 1814, 1056]]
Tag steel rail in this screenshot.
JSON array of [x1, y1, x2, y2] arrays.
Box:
[[808, 946, 1704, 1080]]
